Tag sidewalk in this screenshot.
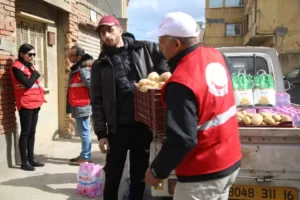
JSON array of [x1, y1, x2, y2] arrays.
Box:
[[0, 135, 129, 200]]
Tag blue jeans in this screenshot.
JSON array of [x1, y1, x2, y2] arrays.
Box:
[[76, 116, 91, 160]]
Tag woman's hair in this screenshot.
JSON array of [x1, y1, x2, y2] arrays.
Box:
[[18, 43, 35, 61]]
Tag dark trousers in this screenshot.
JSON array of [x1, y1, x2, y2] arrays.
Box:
[[18, 107, 40, 163], [103, 123, 153, 200]]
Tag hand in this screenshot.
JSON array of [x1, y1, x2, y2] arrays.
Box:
[[99, 138, 110, 153], [145, 168, 162, 187]]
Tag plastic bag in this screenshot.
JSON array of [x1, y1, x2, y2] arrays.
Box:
[[77, 162, 103, 198], [232, 69, 254, 106], [253, 70, 276, 106]]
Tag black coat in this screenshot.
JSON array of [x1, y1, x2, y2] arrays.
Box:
[[90, 37, 169, 140]]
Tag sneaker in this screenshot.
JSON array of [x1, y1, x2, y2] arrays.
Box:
[[69, 156, 80, 162], [69, 158, 92, 166]]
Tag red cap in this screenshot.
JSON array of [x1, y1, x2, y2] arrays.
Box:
[[97, 16, 120, 29]]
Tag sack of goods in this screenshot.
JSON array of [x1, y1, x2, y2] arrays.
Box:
[[232, 69, 254, 107], [253, 70, 276, 107], [76, 162, 103, 198]]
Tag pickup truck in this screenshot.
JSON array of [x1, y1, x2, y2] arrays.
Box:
[[284, 65, 300, 105], [150, 47, 300, 200]]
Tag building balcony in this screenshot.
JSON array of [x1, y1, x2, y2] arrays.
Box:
[[243, 0, 281, 46], [243, 22, 274, 46]]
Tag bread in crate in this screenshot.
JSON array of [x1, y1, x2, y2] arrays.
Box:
[[134, 72, 172, 133]]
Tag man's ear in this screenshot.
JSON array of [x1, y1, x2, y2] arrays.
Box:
[[175, 39, 181, 48]]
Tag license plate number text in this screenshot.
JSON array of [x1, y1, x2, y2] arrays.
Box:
[[229, 185, 297, 200]]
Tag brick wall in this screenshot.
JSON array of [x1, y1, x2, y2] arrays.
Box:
[[61, 0, 104, 137], [0, 0, 16, 136]]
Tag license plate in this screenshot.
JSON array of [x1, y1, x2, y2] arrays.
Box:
[[229, 185, 298, 200]]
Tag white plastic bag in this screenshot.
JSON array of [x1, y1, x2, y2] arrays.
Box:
[[76, 162, 103, 198], [253, 70, 276, 106], [232, 69, 254, 107]]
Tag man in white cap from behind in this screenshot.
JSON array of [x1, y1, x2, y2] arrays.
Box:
[[145, 12, 242, 200]]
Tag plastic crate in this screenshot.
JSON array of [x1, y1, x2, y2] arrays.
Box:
[[134, 84, 165, 133]]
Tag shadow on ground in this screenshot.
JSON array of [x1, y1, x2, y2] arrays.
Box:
[[52, 137, 99, 145], [34, 151, 106, 166], [0, 173, 82, 199], [0, 172, 171, 200]]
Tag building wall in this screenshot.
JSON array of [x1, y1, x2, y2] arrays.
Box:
[[256, 0, 300, 53], [279, 51, 300, 74], [86, 0, 128, 31], [244, 0, 300, 70], [59, 0, 105, 137], [0, 0, 106, 167], [204, 0, 244, 47], [87, 0, 123, 18], [206, 0, 300, 71], [15, 0, 62, 145], [0, 0, 18, 167]]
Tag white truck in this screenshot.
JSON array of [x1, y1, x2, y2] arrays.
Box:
[[150, 47, 300, 200]]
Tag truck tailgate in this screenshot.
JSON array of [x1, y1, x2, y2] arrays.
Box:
[[150, 127, 300, 199], [233, 127, 300, 200]]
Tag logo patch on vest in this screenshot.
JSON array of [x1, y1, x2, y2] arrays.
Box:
[[205, 62, 228, 96]]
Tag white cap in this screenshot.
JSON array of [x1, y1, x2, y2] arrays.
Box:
[[147, 12, 200, 38]]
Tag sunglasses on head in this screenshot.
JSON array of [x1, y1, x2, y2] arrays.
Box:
[[26, 53, 36, 57]]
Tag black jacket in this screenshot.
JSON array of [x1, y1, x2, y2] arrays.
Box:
[[90, 37, 169, 140]]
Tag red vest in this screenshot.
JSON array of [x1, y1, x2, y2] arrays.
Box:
[[68, 67, 91, 107], [10, 60, 45, 111], [162, 47, 242, 176]]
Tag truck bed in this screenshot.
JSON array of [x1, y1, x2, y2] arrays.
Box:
[[150, 127, 300, 199]]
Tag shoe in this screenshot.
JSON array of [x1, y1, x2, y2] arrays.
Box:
[[69, 156, 80, 162], [29, 160, 45, 167], [21, 162, 36, 171], [69, 158, 92, 166]]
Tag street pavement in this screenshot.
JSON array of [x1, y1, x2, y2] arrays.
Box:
[[0, 134, 168, 200]]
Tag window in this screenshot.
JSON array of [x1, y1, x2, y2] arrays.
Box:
[[226, 24, 242, 36], [207, 18, 225, 24], [286, 67, 300, 80], [225, 56, 269, 76], [16, 19, 46, 87], [209, 0, 223, 8], [225, 0, 244, 7]]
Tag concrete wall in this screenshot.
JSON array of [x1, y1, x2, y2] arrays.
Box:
[[87, 0, 123, 17], [255, 0, 300, 53], [243, 0, 300, 71], [86, 0, 128, 31], [204, 0, 244, 47], [279, 51, 300, 74]]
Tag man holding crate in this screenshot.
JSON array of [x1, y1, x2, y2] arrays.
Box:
[[90, 16, 168, 200], [145, 12, 242, 200]]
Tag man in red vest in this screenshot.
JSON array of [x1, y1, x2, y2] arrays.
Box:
[[145, 12, 242, 200], [67, 44, 94, 165]]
